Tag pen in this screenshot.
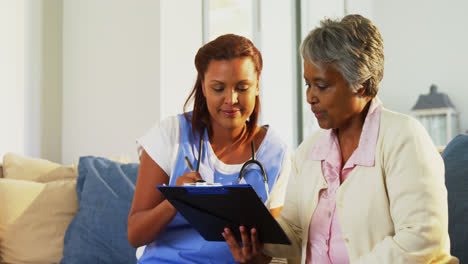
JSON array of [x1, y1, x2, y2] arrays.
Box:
[[184, 156, 195, 172]]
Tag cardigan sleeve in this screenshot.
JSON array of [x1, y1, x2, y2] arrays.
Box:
[[354, 115, 457, 264], [263, 131, 324, 260]]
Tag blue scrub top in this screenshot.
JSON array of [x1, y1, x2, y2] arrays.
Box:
[[138, 113, 287, 264]]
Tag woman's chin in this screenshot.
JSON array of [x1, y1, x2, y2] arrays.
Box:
[[316, 120, 331, 130], [217, 119, 246, 131]]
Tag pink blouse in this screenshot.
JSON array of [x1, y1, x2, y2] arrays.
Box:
[[305, 98, 382, 264]]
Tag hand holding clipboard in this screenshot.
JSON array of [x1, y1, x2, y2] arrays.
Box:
[[157, 184, 291, 245]]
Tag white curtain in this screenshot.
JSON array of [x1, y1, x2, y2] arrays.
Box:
[[417, 115, 446, 146]]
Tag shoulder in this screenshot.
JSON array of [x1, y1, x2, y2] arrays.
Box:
[[161, 115, 181, 131], [380, 107, 426, 134], [379, 107, 434, 147], [294, 129, 325, 163], [138, 115, 180, 144], [378, 107, 441, 165], [255, 125, 290, 172], [261, 125, 288, 151]]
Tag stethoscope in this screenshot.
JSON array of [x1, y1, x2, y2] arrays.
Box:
[[194, 128, 270, 200]]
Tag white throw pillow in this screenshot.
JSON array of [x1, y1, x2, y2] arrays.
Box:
[[0, 178, 78, 264], [2, 153, 77, 182]]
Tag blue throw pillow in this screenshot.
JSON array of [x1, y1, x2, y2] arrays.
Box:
[[61, 156, 138, 264]]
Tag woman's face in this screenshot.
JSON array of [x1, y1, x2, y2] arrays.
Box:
[[304, 61, 366, 130], [202, 57, 259, 132]]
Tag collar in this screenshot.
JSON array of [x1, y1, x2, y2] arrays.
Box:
[[308, 97, 382, 167]]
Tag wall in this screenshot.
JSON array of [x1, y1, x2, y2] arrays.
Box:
[[62, 0, 162, 164], [300, 0, 345, 139], [61, 0, 203, 164], [0, 0, 25, 159], [298, 0, 468, 143], [0, 0, 63, 163], [260, 0, 296, 147], [159, 0, 203, 119], [41, 0, 63, 162], [24, 0, 42, 159], [373, 0, 468, 136]]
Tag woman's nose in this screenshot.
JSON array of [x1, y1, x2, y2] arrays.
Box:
[[224, 89, 238, 104], [306, 87, 317, 105]]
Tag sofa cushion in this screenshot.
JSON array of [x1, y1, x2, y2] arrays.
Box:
[[2, 152, 77, 182], [61, 156, 138, 264], [442, 134, 468, 263], [0, 178, 78, 264]]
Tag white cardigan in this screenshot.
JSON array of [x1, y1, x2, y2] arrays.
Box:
[[265, 108, 458, 264]]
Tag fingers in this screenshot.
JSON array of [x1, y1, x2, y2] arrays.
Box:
[[250, 227, 263, 256], [223, 227, 244, 261], [175, 172, 202, 186], [223, 226, 263, 263], [240, 226, 253, 256], [242, 227, 263, 257], [188, 171, 203, 181]]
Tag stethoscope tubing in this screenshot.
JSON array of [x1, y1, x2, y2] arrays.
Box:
[[196, 128, 270, 200]]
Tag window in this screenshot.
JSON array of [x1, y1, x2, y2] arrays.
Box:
[[411, 85, 460, 147], [202, 0, 299, 148], [203, 0, 257, 43]]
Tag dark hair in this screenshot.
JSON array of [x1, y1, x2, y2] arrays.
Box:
[[183, 34, 263, 141]]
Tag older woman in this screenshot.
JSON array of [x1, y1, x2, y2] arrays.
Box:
[[224, 14, 458, 264]]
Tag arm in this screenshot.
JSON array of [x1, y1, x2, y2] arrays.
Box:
[[354, 118, 454, 264], [127, 150, 202, 247], [263, 155, 304, 259], [262, 133, 325, 260], [268, 148, 292, 218], [224, 147, 296, 263]]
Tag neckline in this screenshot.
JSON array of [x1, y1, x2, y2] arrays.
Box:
[[204, 125, 270, 174]]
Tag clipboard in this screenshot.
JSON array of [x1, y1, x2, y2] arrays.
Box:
[[157, 184, 291, 245]]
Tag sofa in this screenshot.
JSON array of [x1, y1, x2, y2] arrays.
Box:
[[0, 153, 139, 264], [3, 135, 464, 264], [0, 153, 297, 264], [441, 134, 468, 264]]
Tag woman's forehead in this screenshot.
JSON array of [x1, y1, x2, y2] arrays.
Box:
[[204, 58, 258, 79]]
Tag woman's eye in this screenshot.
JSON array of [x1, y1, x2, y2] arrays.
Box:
[[305, 83, 311, 89], [316, 84, 328, 90], [212, 87, 223, 92], [237, 86, 249, 92]]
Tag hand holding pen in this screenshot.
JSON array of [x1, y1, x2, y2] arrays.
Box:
[[184, 156, 206, 183], [184, 157, 196, 172], [174, 157, 204, 186]]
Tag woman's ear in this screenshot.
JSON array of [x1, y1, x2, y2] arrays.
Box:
[[201, 79, 206, 97], [357, 80, 369, 97], [255, 77, 260, 96]]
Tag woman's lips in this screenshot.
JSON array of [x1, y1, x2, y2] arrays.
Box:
[[312, 110, 324, 118], [222, 110, 240, 117]]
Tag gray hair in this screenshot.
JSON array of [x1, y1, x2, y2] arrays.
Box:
[[300, 14, 384, 97]]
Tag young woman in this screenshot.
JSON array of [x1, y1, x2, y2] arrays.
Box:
[[127, 34, 291, 264]]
